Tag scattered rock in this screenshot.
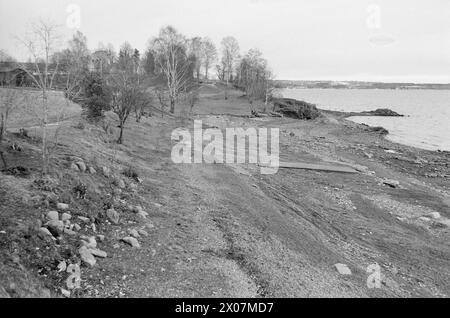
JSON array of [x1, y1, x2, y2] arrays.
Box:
[[97, 235, 105, 242], [364, 152, 373, 159], [57, 261, 67, 272], [127, 229, 140, 238], [106, 209, 120, 225], [121, 237, 141, 248], [81, 236, 97, 249], [60, 288, 71, 298], [57, 203, 69, 211], [46, 211, 59, 221], [79, 246, 96, 267], [64, 228, 77, 236], [77, 216, 90, 224], [418, 217, 431, 223], [76, 161, 87, 173], [383, 179, 400, 188], [70, 163, 80, 172], [334, 263, 352, 275], [73, 224, 82, 231], [88, 248, 107, 258], [102, 167, 111, 177], [39, 227, 54, 238], [46, 220, 65, 236], [138, 229, 149, 237], [88, 166, 96, 174], [61, 213, 72, 222], [428, 212, 441, 219]]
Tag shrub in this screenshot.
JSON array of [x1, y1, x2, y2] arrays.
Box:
[[79, 72, 112, 120]]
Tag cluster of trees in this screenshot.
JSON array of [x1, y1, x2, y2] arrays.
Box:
[[1, 18, 274, 173]]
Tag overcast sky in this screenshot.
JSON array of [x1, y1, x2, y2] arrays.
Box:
[[1, 0, 449, 83]]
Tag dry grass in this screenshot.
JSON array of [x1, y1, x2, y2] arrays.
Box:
[[1, 88, 82, 129]]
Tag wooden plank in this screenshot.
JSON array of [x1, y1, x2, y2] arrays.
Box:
[[274, 162, 359, 174]]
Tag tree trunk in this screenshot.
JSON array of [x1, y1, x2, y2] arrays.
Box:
[[42, 91, 48, 174], [170, 97, 176, 114], [117, 124, 124, 144]]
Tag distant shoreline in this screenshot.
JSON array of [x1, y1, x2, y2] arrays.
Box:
[[276, 81, 450, 90]]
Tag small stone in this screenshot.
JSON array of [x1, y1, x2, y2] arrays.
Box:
[[39, 227, 53, 238], [439, 219, 450, 227], [428, 212, 441, 219], [334, 263, 352, 275], [76, 161, 87, 173], [77, 216, 90, 224], [88, 166, 96, 174], [418, 217, 431, 223], [137, 211, 148, 219], [79, 246, 96, 267], [102, 166, 111, 177], [64, 228, 77, 236], [57, 261, 67, 272], [70, 163, 80, 172], [121, 237, 141, 248], [57, 203, 69, 211], [106, 209, 120, 225], [61, 213, 72, 221], [383, 179, 400, 188], [97, 235, 105, 242], [364, 152, 373, 159], [60, 288, 71, 298], [138, 229, 149, 237], [145, 222, 155, 229], [73, 224, 82, 231], [127, 229, 140, 238], [81, 236, 97, 249], [46, 211, 59, 221], [88, 248, 107, 258], [46, 220, 65, 235]]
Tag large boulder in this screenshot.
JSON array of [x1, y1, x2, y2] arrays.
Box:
[[272, 98, 321, 120]]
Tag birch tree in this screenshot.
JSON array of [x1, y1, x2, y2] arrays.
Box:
[[149, 26, 193, 114], [17, 19, 61, 174], [220, 36, 239, 99]]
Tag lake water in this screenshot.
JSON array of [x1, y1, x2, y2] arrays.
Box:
[[282, 88, 450, 151]]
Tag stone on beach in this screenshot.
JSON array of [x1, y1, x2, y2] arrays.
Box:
[[121, 237, 141, 248], [334, 263, 352, 275], [79, 246, 96, 267]]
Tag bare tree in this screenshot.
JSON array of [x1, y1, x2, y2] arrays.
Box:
[[201, 37, 217, 80], [220, 36, 240, 99], [17, 19, 61, 174], [149, 26, 194, 114]]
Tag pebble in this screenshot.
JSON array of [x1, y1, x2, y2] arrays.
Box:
[[64, 228, 77, 236], [77, 216, 90, 224], [428, 212, 441, 219], [46, 220, 65, 235], [57, 203, 69, 211], [61, 213, 72, 221], [121, 237, 141, 248], [76, 161, 87, 173], [138, 229, 149, 237], [81, 236, 97, 249], [97, 235, 105, 242], [127, 229, 140, 238], [106, 209, 120, 225], [70, 163, 80, 172], [73, 224, 82, 231], [334, 263, 352, 275], [88, 248, 107, 258], [79, 246, 96, 267], [88, 166, 96, 174], [39, 227, 53, 238], [102, 166, 111, 177], [46, 211, 59, 221]]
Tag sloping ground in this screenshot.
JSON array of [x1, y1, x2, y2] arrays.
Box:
[[0, 87, 449, 297]]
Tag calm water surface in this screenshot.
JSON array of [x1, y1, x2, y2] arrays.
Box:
[[282, 88, 450, 151]]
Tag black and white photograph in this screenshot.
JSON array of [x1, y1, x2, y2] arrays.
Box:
[[0, 0, 449, 303]]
